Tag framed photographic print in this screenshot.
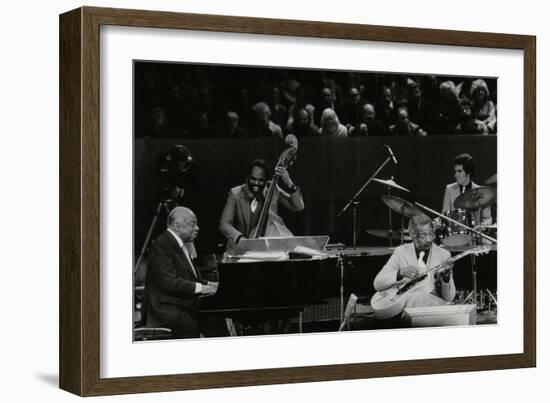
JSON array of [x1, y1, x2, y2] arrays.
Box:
[[59, 6, 536, 396]]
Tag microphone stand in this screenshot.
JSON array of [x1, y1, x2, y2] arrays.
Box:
[[338, 155, 393, 248]]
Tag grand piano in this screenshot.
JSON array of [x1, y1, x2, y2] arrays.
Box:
[[199, 236, 341, 334]]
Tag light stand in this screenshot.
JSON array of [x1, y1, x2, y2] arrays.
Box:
[[134, 200, 172, 274]]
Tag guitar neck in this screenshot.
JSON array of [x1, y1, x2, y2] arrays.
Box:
[[426, 249, 473, 275]]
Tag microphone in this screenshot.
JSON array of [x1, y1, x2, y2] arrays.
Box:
[[384, 145, 398, 165], [338, 293, 358, 331]]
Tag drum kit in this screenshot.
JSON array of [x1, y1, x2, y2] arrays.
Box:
[[367, 175, 498, 248]]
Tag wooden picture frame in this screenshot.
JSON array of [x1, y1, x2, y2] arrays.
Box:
[[59, 6, 536, 396]]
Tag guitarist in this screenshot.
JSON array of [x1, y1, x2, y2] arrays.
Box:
[[373, 214, 456, 315], [219, 158, 304, 250]]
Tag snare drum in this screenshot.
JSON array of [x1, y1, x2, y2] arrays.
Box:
[[440, 209, 473, 247]]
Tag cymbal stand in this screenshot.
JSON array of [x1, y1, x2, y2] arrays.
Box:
[[400, 208, 406, 245], [453, 255, 480, 311], [387, 183, 393, 248], [337, 254, 345, 323], [485, 289, 498, 310], [470, 254, 478, 310], [338, 156, 393, 248]]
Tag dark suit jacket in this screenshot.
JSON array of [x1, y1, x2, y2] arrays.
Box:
[[145, 231, 202, 327]]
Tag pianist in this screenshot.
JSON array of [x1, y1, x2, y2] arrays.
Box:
[[219, 158, 304, 250], [144, 207, 218, 338]]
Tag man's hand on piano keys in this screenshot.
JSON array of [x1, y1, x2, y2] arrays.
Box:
[[201, 281, 219, 296]]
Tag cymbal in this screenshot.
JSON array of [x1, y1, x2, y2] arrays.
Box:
[[381, 195, 423, 217], [372, 178, 410, 193], [454, 186, 497, 210], [485, 174, 497, 185], [366, 229, 412, 242]]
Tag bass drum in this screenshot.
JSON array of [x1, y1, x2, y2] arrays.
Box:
[[440, 209, 473, 247]]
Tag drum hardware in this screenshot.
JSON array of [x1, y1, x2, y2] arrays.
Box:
[[485, 289, 498, 310], [458, 288, 497, 312]]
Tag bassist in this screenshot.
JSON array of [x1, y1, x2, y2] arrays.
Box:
[[219, 158, 304, 251]]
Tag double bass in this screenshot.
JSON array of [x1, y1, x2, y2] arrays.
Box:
[[251, 135, 299, 238]]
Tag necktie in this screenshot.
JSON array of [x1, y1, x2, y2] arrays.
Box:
[[251, 198, 258, 213], [181, 245, 199, 278], [417, 251, 427, 271]]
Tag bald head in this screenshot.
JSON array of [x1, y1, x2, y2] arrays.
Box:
[[362, 103, 376, 122], [168, 207, 199, 242]]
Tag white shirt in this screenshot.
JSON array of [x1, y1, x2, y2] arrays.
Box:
[[167, 229, 202, 294]]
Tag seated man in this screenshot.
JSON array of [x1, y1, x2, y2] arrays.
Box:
[[144, 207, 218, 338], [219, 159, 304, 251], [373, 214, 456, 315], [442, 153, 492, 225]]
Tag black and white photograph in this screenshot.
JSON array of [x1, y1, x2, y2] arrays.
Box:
[[2, 0, 544, 400], [132, 61, 498, 341]]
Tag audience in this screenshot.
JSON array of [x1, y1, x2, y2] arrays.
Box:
[[134, 63, 497, 138]]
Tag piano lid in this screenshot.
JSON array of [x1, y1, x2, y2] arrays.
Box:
[[237, 235, 329, 254]]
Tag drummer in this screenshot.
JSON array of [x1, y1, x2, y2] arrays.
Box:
[[442, 153, 492, 225]]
